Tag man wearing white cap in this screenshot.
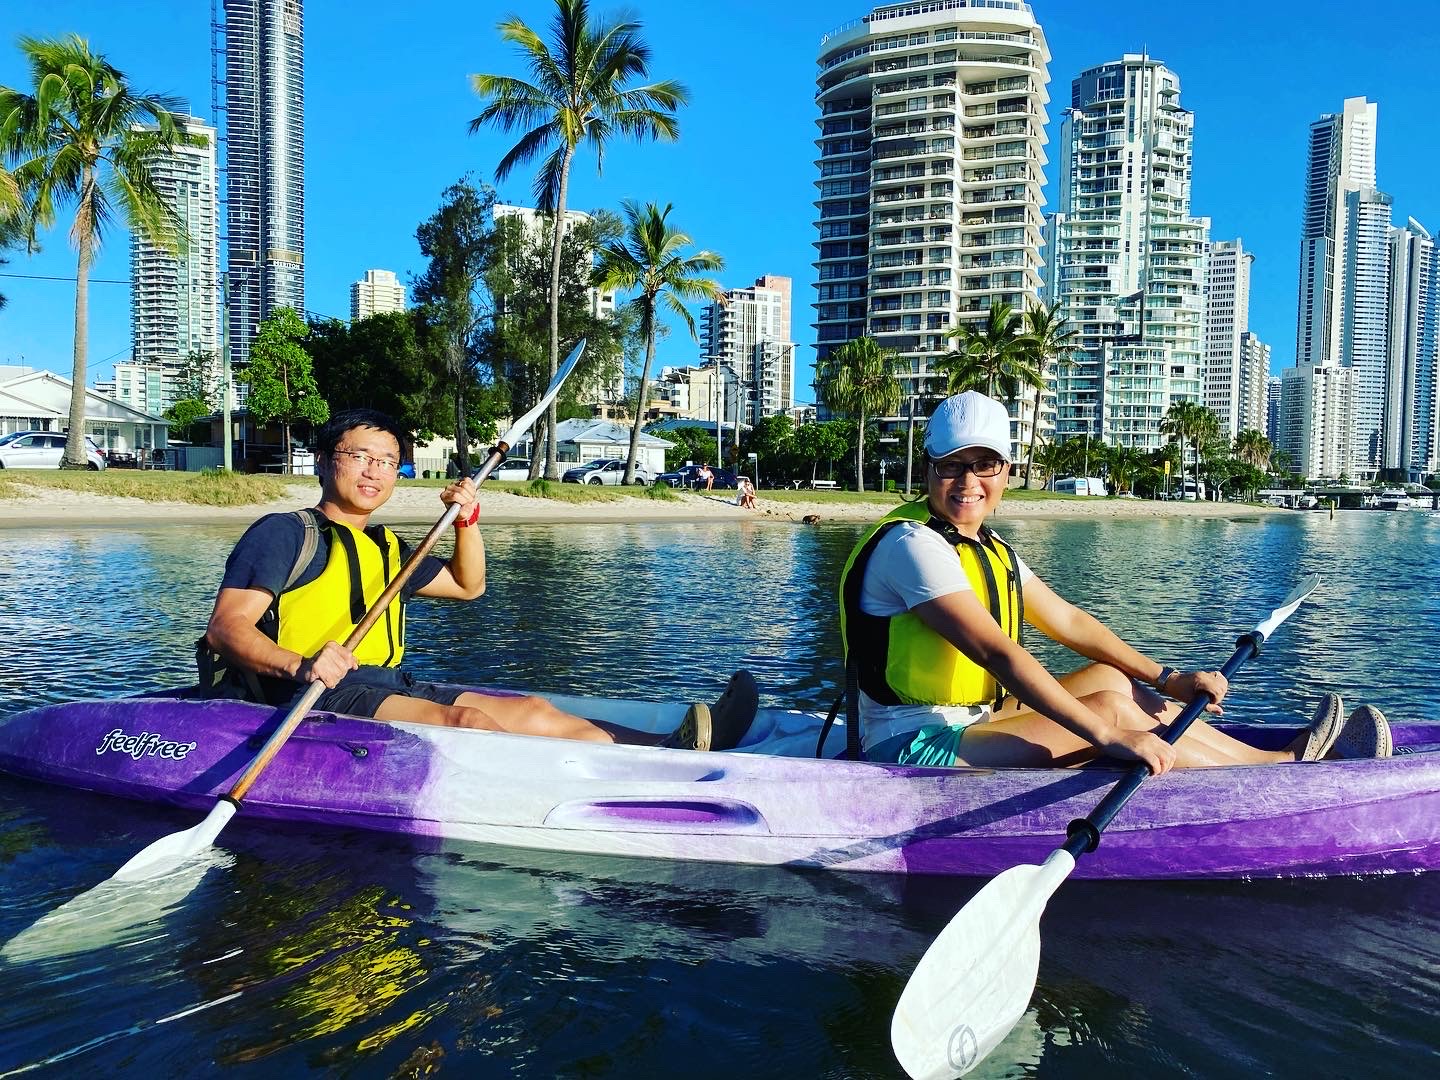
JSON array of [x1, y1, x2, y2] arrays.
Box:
[[837, 390, 1388, 771]]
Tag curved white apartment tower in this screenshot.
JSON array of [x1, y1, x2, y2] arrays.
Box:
[[813, 1, 1050, 459], [1050, 54, 1207, 451]]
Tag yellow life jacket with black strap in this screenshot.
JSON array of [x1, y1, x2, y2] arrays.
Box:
[[838, 500, 1024, 712], [273, 516, 409, 668]]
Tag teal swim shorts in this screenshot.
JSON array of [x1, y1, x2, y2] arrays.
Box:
[[869, 721, 971, 767]]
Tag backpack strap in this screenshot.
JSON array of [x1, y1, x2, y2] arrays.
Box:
[[285, 508, 321, 591], [196, 509, 322, 700]]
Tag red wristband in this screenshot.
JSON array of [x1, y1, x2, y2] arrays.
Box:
[[454, 502, 480, 528]]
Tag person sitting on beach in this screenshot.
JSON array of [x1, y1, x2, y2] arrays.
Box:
[[698, 463, 714, 492], [200, 408, 755, 751], [838, 390, 1392, 772], [737, 476, 757, 510]]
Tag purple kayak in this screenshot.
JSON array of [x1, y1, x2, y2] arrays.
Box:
[[1, 689, 1437, 879]]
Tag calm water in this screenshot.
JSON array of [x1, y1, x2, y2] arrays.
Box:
[[1, 511, 1438, 1077]]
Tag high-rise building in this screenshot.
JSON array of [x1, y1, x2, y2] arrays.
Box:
[[1264, 375, 1282, 445], [350, 269, 406, 321], [702, 275, 795, 424], [129, 116, 220, 412], [1341, 186, 1394, 477], [1281, 97, 1378, 478], [1296, 97, 1376, 370], [1237, 331, 1271, 435], [1204, 239, 1254, 437], [220, 0, 306, 367], [1389, 219, 1439, 479], [1049, 55, 1207, 450], [492, 204, 621, 408], [813, 0, 1051, 461], [1280, 364, 1356, 479]]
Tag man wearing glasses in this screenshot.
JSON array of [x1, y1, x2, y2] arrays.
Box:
[[837, 391, 1363, 771], [201, 408, 756, 750]]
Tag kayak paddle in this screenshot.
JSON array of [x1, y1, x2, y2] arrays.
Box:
[[889, 573, 1321, 1079], [108, 339, 587, 883]]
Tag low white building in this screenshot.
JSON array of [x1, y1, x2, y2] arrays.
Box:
[[549, 418, 672, 477], [0, 367, 169, 452]]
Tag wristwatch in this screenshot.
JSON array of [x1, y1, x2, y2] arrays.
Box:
[[1152, 665, 1177, 692]]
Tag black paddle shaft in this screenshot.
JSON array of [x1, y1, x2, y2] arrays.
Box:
[[1063, 630, 1264, 858]]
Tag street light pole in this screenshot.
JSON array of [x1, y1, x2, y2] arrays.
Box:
[[220, 271, 233, 473], [904, 391, 916, 495]]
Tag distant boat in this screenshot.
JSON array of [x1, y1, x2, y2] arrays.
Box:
[[1377, 488, 1418, 511]]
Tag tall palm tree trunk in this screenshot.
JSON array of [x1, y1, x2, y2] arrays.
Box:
[[1023, 391, 1041, 489], [543, 149, 574, 480], [855, 407, 866, 492], [624, 304, 657, 485], [64, 171, 95, 470]]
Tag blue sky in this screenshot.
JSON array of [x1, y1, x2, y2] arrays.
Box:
[[2, 0, 1437, 398]]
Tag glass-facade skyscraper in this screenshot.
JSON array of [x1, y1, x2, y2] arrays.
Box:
[[221, 0, 305, 366]]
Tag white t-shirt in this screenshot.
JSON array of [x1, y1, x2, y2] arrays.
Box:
[[856, 521, 1034, 750], [859, 521, 1032, 617]]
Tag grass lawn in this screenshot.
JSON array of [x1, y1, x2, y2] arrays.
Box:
[[0, 469, 302, 506], [0, 470, 1089, 508]]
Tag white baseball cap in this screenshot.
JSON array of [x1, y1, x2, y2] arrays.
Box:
[[925, 391, 1012, 462]]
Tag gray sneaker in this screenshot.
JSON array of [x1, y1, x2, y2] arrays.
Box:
[[1295, 693, 1344, 761], [710, 670, 759, 752], [1330, 704, 1393, 759]]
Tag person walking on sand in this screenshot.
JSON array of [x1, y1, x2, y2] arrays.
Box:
[[838, 390, 1392, 772], [199, 408, 757, 751]]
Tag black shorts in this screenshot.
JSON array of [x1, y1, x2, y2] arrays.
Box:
[[292, 666, 464, 719]]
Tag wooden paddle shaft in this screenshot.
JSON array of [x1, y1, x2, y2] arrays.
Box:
[[226, 442, 509, 803]]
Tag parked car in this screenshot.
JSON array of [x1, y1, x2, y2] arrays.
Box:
[[561, 458, 655, 485], [488, 458, 533, 482], [658, 463, 739, 490], [0, 431, 107, 470]]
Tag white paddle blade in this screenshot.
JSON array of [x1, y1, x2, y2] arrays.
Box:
[[109, 800, 237, 883], [1255, 573, 1320, 641], [891, 849, 1076, 1079]]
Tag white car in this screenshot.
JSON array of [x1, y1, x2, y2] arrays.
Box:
[[488, 458, 533, 482], [0, 431, 107, 470], [561, 458, 655, 486]]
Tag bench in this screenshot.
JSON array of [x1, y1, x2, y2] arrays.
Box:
[[810, 479, 839, 490]]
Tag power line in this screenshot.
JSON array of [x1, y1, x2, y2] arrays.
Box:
[[0, 272, 130, 285]]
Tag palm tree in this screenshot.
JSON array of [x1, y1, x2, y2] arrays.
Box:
[[469, 0, 686, 479], [816, 337, 902, 492], [1157, 403, 1215, 489], [1104, 444, 1149, 495], [1233, 428, 1273, 473], [1, 35, 202, 467], [1017, 301, 1080, 488], [937, 301, 1026, 398], [594, 201, 723, 485]]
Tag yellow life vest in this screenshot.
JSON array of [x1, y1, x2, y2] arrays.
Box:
[[838, 500, 1024, 709], [275, 518, 407, 667]]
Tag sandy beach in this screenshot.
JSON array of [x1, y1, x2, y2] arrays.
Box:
[[0, 480, 1287, 528]]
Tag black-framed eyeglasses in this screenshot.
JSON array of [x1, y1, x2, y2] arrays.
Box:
[[931, 455, 1006, 480], [331, 449, 401, 474]]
